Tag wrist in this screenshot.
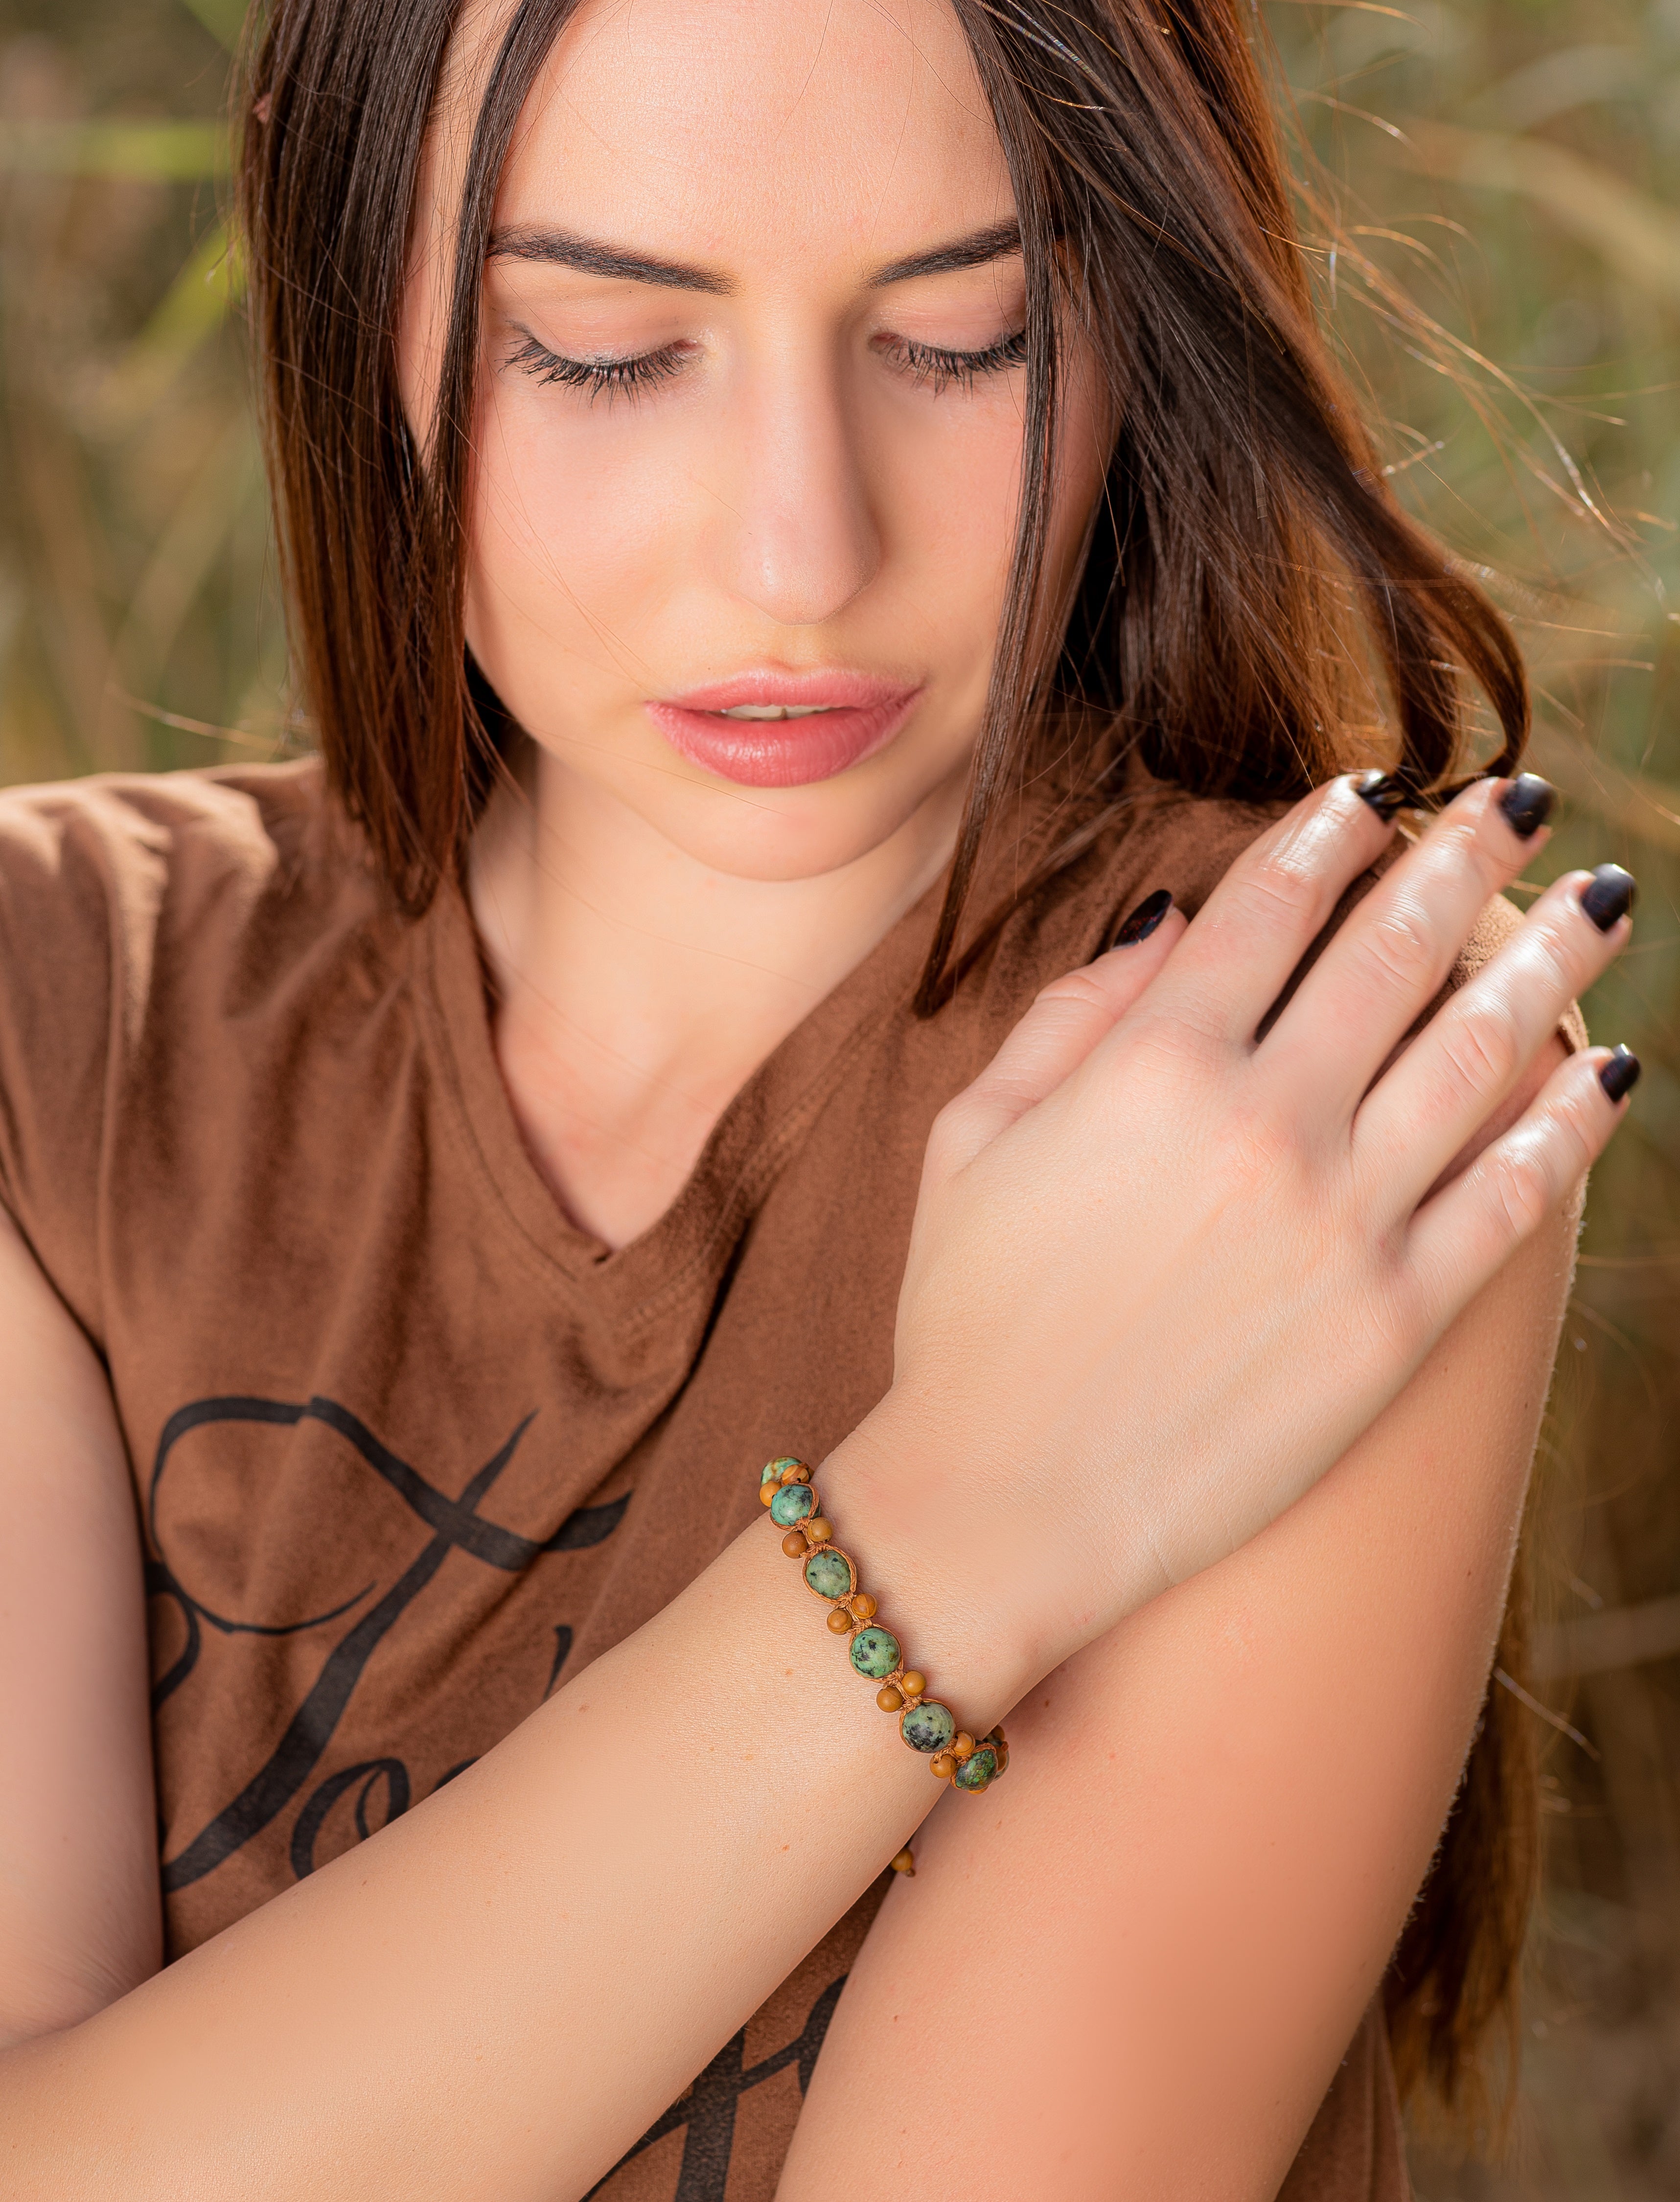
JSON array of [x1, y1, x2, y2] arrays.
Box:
[[813, 1388, 1056, 1725]]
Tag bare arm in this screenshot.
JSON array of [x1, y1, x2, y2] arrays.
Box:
[[785, 1048, 1574, 2199], [0, 1203, 160, 2048], [0, 781, 1627, 2198], [0, 1257, 966, 2199]]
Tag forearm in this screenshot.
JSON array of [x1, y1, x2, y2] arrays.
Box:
[[786, 1207, 1573, 2200], [0, 1405, 1032, 2202], [0, 787, 1623, 2197]]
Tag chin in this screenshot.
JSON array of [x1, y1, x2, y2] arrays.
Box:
[[618, 771, 950, 885]]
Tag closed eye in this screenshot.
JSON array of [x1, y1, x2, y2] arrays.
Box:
[[506, 325, 1031, 406], [873, 327, 1028, 394], [506, 333, 694, 403]]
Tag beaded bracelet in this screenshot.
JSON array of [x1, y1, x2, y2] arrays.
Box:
[[758, 1455, 1007, 1866]]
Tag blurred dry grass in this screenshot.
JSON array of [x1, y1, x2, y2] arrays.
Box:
[[1259, 7, 1680, 2193], [0, 0, 281, 779], [0, 0, 1676, 2191]]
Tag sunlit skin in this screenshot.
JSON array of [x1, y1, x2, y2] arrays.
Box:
[[0, 0, 1635, 2196]]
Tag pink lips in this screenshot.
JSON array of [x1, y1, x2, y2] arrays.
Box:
[[646, 670, 921, 788]]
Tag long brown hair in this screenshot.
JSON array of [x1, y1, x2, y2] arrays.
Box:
[[238, 0, 1539, 2129]]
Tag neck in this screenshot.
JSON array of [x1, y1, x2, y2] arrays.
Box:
[[468, 744, 967, 1249]]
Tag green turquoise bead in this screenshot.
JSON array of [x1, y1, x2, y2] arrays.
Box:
[[954, 1745, 998, 1792], [849, 1626, 901, 1680], [768, 1483, 815, 1528], [762, 1457, 801, 1486], [804, 1550, 851, 1600], [900, 1700, 955, 1755]]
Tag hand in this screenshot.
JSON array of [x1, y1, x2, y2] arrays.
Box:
[[852, 775, 1634, 1686]]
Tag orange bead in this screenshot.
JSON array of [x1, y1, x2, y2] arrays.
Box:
[[876, 1686, 904, 1712], [781, 1531, 808, 1558], [953, 1733, 976, 1761], [899, 1671, 927, 1699], [758, 1481, 780, 1506], [826, 1607, 855, 1635], [850, 1593, 877, 1620], [805, 1518, 833, 1544], [930, 1754, 957, 1781], [780, 1462, 811, 1485], [889, 1848, 916, 1876]]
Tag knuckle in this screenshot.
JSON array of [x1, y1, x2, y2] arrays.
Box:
[[1032, 968, 1108, 1015], [1414, 804, 1492, 895], [1353, 898, 1439, 995], [1214, 1095, 1302, 1193], [1439, 808, 1490, 872], [1479, 1142, 1553, 1241], [1548, 1086, 1601, 1176], [926, 1094, 973, 1155], [1236, 851, 1321, 933], [931, 1089, 970, 1132], [1133, 1001, 1226, 1072], [1437, 996, 1523, 1099], [1526, 910, 1592, 1001]]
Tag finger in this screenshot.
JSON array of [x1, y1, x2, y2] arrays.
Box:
[[1405, 1041, 1637, 1325], [1353, 860, 1634, 1204], [922, 894, 1187, 1182], [1259, 775, 1558, 1115], [1141, 776, 1399, 1046]]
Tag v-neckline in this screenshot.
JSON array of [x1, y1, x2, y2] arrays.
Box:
[[408, 867, 945, 1328]]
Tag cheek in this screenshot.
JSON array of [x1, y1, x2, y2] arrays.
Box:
[[876, 397, 1024, 630], [467, 380, 692, 662]]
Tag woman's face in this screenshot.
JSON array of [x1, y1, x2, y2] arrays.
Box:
[[403, 0, 1107, 885]]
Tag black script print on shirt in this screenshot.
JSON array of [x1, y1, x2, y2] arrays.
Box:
[[145, 1393, 629, 1893], [585, 1975, 847, 2202], [289, 1758, 411, 1880]]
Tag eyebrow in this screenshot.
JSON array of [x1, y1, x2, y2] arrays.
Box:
[[866, 220, 1022, 287], [487, 227, 734, 294], [484, 219, 1024, 297]]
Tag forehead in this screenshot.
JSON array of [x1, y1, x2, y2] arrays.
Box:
[[494, 0, 1013, 277]]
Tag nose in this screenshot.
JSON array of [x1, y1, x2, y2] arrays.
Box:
[[710, 337, 881, 628]]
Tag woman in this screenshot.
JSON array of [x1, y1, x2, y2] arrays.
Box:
[[0, 0, 1639, 2194]]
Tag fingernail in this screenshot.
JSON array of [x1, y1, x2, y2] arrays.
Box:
[[1497, 773, 1556, 839], [1599, 1045, 1641, 1103], [1107, 888, 1173, 950], [1354, 770, 1407, 822], [1581, 864, 1637, 932]]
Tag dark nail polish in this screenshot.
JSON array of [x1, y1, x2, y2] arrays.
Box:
[[1107, 888, 1173, 950], [1354, 770, 1407, 823], [1581, 864, 1637, 932], [1599, 1045, 1641, 1103], [1497, 773, 1556, 839]]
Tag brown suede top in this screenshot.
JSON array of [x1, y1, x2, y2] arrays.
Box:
[[0, 756, 1540, 2200]]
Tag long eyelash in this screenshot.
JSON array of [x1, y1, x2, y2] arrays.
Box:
[[507, 334, 688, 403], [880, 328, 1029, 395], [506, 327, 1029, 403]]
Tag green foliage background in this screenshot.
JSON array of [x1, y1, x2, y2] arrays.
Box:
[[0, 1, 1675, 2190]]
